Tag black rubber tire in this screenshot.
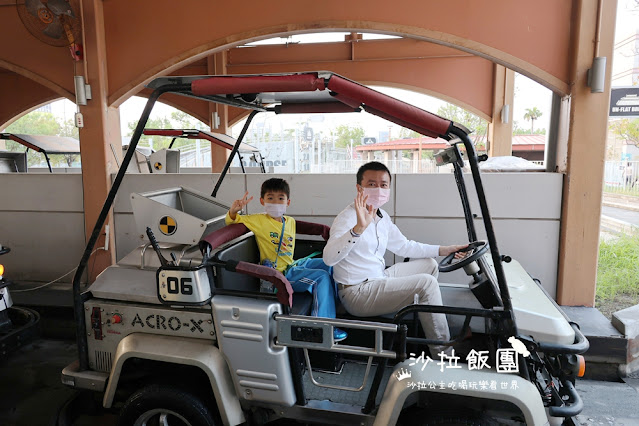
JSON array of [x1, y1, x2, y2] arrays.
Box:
[[118, 384, 217, 426]]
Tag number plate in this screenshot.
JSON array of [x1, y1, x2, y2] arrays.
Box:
[[156, 267, 211, 305]]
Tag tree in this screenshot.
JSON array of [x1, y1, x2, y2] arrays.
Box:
[[126, 116, 172, 149], [4, 111, 61, 136], [126, 111, 209, 150], [512, 120, 546, 135], [333, 124, 365, 148], [523, 107, 543, 134], [398, 128, 421, 139], [57, 119, 80, 166], [436, 104, 487, 145], [610, 118, 639, 147], [170, 110, 207, 130]]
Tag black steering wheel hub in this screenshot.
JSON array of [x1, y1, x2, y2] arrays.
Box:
[[438, 240, 488, 273]]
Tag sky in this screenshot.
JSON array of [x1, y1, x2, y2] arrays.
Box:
[[42, 2, 637, 141]]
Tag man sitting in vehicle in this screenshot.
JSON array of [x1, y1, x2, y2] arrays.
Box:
[[323, 162, 467, 355], [226, 178, 348, 342]]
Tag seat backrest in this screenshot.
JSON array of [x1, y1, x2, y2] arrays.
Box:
[[211, 235, 328, 292], [213, 233, 261, 292], [292, 239, 327, 260]]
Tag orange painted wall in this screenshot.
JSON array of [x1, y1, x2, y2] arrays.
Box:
[[1, 1, 574, 126], [0, 7, 74, 99], [0, 71, 61, 128], [102, 0, 574, 104], [130, 39, 495, 129], [227, 40, 494, 120]]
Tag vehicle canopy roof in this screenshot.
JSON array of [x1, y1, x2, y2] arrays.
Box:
[[146, 72, 465, 140], [0, 133, 80, 154], [142, 129, 260, 153]]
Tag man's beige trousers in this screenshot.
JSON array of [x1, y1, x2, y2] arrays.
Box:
[[338, 258, 451, 356]]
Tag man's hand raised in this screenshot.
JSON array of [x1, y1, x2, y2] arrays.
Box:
[[229, 191, 253, 220], [352, 188, 375, 235]]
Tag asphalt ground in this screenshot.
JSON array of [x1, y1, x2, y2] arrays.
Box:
[[601, 205, 639, 227]]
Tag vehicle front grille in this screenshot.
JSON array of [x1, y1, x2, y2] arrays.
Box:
[[94, 350, 112, 372]]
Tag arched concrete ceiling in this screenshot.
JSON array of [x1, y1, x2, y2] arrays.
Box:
[[224, 39, 494, 120], [0, 0, 572, 122], [103, 0, 573, 105], [0, 6, 75, 100], [130, 39, 494, 131], [0, 70, 66, 129]]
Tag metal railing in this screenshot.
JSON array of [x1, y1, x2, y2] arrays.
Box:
[[604, 161, 639, 195], [309, 159, 453, 174]]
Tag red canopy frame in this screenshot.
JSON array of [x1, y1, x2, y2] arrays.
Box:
[[185, 72, 453, 139]]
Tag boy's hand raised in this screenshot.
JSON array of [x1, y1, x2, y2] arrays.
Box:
[[229, 191, 253, 220]]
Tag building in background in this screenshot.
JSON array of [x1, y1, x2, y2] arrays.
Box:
[[608, 1, 639, 161]]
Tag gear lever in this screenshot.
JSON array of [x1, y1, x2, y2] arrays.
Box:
[[146, 227, 169, 267]]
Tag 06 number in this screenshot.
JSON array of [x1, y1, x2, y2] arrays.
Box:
[[166, 277, 193, 295]]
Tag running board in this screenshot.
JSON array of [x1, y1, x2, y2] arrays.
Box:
[[275, 314, 399, 359]]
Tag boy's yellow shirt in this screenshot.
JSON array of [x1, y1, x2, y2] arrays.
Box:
[[225, 212, 296, 272]]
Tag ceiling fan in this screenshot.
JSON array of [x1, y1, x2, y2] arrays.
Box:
[[16, 0, 83, 61]]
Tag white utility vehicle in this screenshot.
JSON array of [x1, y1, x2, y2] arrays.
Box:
[[62, 72, 588, 426]]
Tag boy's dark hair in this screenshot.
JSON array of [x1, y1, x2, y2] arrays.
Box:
[[356, 161, 392, 185], [261, 178, 290, 198]]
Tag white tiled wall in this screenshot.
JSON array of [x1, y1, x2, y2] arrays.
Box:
[[0, 174, 86, 282], [113, 172, 562, 296], [0, 171, 562, 297]]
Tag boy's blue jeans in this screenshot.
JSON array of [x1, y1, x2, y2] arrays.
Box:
[[285, 258, 338, 319]]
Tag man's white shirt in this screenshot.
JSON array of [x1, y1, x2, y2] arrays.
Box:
[[323, 203, 439, 285]]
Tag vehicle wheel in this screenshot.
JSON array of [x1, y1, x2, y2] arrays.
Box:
[[118, 384, 217, 426]]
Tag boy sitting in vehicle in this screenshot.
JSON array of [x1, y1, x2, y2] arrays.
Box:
[[226, 178, 347, 342]]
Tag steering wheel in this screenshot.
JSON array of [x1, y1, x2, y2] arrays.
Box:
[[438, 240, 488, 273]]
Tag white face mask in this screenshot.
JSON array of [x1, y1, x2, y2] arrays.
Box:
[[264, 203, 287, 218], [362, 187, 390, 209]]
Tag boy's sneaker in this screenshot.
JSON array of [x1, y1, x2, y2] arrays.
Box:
[[333, 328, 348, 342]]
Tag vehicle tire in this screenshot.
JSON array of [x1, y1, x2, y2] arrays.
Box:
[[118, 384, 217, 426]]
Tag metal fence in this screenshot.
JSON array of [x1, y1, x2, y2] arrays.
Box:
[[309, 159, 453, 174], [178, 143, 456, 174], [604, 161, 639, 194]]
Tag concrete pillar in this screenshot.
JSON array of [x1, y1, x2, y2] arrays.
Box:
[[488, 64, 514, 157], [412, 150, 418, 172], [208, 52, 230, 172], [367, 151, 374, 162], [77, 0, 119, 280], [556, 0, 617, 306]]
